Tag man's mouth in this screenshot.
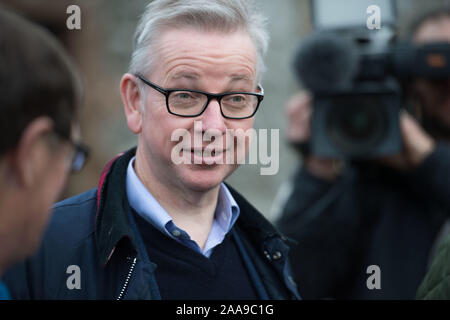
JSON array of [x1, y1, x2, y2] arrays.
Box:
[[180, 147, 230, 165], [188, 148, 225, 157]]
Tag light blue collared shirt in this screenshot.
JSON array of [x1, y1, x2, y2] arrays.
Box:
[[126, 157, 240, 258]]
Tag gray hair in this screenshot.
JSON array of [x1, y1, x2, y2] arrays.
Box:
[[129, 0, 269, 84]]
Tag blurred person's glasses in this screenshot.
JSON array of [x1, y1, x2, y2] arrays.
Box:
[[69, 142, 89, 173], [53, 132, 89, 173], [136, 74, 264, 119]]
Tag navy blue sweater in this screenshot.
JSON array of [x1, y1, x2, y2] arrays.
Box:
[[134, 212, 259, 299]]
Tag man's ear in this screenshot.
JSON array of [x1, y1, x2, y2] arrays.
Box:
[[10, 117, 54, 188], [120, 73, 143, 134]]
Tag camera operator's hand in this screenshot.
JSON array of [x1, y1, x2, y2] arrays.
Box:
[[286, 91, 342, 181], [378, 111, 435, 170], [286, 91, 312, 143]]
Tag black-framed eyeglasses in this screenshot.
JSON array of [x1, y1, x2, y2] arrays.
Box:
[[136, 74, 264, 119]]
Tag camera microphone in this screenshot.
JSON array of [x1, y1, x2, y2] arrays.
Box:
[[293, 31, 359, 92]]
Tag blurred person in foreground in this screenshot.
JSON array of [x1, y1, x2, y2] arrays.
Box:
[[275, 8, 450, 299], [0, 8, 86, 299], [3, 0, 300, 300]]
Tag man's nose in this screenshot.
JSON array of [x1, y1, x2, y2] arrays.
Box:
[[198, 98, 227, 133]]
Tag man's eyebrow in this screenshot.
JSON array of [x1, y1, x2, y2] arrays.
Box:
[[230, 74, 252, 82], [171, 73, 199, 80]]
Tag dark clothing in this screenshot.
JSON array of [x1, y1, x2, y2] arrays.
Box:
[[133, 211, 259, 299], [416, 233, 450, 299], [2, 148, 299, 300], [0, 281, 10, 300], [277, 143, 450, 299]]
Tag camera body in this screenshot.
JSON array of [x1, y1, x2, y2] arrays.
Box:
[[296, 28, 402, 158], [312, 81, 401, 158]]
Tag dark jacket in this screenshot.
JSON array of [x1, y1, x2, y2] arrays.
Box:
[[277, 143, 450, 299], [3, 148, 300, 300], [416, 233, 450, 300]]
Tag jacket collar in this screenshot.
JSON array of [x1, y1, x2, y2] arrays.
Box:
[[95, 147, 137, 266], [225, 183, 292, 246]]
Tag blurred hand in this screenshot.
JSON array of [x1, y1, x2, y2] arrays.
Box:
[[286, 91, 312, 143], [285, 91, 342, 180], [377, 111, 435, 170]]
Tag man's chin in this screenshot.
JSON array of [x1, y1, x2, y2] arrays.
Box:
[[177, 163, 237, 192]]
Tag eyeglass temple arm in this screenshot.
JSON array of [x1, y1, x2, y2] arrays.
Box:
[[257, 84, 264, 96], [135, 74, 167, 95]]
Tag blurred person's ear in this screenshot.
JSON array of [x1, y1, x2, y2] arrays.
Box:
[[8, 117, 54, 188], [120, 73, 143, 134]]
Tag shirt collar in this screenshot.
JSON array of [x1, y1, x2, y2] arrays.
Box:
[[126, 157, 173, 238], [216, 182, 240, 233]]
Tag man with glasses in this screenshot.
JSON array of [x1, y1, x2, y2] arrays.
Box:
[[4, 0, 300, 300], [0, 8, 86, 299]]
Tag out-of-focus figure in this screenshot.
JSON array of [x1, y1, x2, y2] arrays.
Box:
[[0, 8, 86, 299], [276, 7, 450, 299]]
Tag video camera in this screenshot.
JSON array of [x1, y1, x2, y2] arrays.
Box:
[[294, 0, 450, 158]]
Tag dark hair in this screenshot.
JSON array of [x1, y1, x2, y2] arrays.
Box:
[[0, 8, 82, 155], [408, 7, 450, 38]]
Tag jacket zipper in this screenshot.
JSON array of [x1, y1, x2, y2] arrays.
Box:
[[116, 256, 137, 300]]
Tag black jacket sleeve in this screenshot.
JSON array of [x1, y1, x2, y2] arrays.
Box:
[[407, 142, 450, 212], [276, 143, 450, 300], [276, 167, 370, 299]]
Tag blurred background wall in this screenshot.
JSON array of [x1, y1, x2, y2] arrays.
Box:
[[1, 0, 449, 221]]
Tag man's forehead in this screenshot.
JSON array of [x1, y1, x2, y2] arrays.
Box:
[[154, 27, 256, 59], [152, 28, 258, 83]]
